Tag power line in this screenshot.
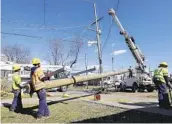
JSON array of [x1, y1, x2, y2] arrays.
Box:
[[1, 32, 42, 39], [44, 0, 46, 26], [115, 0, 120, 13], [102, 19, 113, 51], [102, 0, 120, 51]]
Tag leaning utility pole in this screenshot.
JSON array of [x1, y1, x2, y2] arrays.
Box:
[[93, 3, 103, 88]]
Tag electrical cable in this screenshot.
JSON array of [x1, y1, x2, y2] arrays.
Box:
[[44, 0, 46, 26], [102, 19, 113, 51], [102, 0, 120, 52], [1, 32, 42, 39]]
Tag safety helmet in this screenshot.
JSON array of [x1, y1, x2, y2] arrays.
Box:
[[12, 64, 21, 71], [62, 93, 70, 98], [160, 62, 168, 66], [32, 58, 41, 65]]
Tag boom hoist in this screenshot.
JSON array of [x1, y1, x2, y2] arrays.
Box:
[[108, 8, 146, 72], [108, 9, 155, 92]]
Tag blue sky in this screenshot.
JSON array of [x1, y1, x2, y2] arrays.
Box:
[[1, 0, 172, 73]]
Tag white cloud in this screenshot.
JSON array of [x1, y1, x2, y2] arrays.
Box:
[[112, 49, 127, 56]]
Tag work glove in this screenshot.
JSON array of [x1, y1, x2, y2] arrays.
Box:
[[40, 77, 50, 82], [19, 84, 24, 89]]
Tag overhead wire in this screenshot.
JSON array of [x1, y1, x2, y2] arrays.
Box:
[[1, 32, 42, 39], [102, 0, 120, 52], [44, 0, 46, 26]]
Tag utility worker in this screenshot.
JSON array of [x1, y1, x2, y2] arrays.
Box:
[[30, 58, 50, 119], [153, 62, 171, 109], [128, 66, 133, 78], [10, 65, 23, 112]]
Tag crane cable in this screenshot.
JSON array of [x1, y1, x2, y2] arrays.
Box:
[[102, 0, 120, 52]]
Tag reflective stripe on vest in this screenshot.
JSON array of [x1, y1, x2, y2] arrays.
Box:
[[154, 68, 165, 83]]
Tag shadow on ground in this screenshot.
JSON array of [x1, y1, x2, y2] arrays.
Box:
[[119, 101, 158, 107], [2, 93, 94, 118], [73, 107, 172, 123]]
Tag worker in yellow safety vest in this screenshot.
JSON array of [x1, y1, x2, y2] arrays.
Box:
[[153, 62, 171, 109], [10, 65, 23, 112], [30, 58, 50, 119]]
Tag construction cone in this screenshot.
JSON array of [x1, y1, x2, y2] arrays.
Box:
[[62, 93, 70, 98]]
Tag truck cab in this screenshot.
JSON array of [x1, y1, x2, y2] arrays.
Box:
[[123, 68, 155, 92]]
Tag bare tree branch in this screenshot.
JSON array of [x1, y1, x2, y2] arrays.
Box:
[[47, 38, 83, 67], [2, 44, 30, 64]]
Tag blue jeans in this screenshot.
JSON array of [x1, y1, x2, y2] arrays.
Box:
[[36, 89, 50, 116], [157, 83, 170, 108], [11, 90, 23, 111]]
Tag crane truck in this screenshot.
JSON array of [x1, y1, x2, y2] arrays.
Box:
[[108, 8, 155, 92]]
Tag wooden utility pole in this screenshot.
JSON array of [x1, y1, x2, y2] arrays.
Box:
[[93, 3, 103, 88]]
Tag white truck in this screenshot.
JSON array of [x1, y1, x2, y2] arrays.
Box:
[[121, 68, 155, 92], [103, 75, 125, 91], [108, 9, 155, 92]]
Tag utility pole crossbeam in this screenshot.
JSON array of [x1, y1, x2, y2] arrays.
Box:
[[93, 3, 103, 88]]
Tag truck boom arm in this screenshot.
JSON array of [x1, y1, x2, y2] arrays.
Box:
[[108, 8, 146, 72]]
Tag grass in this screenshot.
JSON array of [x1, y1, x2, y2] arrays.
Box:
[[2, 100, 172, 123], [1, 100, 126, 123]]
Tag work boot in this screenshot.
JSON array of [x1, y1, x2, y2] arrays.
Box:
[[35, 114, 43, 119], [9, 108, 15, 112], [44, 115, 50, 119]]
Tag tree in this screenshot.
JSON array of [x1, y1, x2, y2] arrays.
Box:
[[47, 38, 82, 67], [48, 39, 62, 65], [2, 44, 30, 64]]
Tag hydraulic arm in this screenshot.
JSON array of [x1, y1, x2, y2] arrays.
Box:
[[108, 8, 146, 72]]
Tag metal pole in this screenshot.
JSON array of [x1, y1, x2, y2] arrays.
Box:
[[85, 54, 88, 75], [93, 3, 103, 88], [112, 57, 114, 71], [85, 54, 89, 89]]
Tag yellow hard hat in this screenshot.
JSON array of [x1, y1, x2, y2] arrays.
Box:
[[32, 58, 41, 65], [62, 93, 70, 98], [12, 64, 21, 71], [160, 62, 168, 66]]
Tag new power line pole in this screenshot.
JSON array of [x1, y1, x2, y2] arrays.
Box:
[[93, 3, 103, 88]]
